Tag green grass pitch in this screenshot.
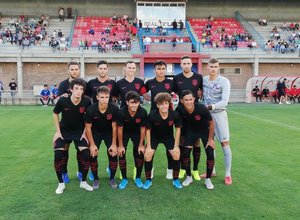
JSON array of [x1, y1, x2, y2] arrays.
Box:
[[0, 103, 299, 220]]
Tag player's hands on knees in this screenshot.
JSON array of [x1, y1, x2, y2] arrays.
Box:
[[80, 133, 89, 144], [108, 145, 117, 157], [90, 144, 98, 157], [138, 145, 145, 155], [206, 139, 215, 149], [118, 146, 125, 157], [53, 131, 63, 144]]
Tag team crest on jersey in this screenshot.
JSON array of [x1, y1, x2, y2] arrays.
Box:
[[165, 83, 170, 90], [195, 115, 201, 120], [192, 79, 198, 86], [135, 118, 141, 123], [135, 83, 140, 90], [107, 84, 112, 90], [168, 120, 174, 126], [107, 114, 112, 120], [79, 107, 85, 113]]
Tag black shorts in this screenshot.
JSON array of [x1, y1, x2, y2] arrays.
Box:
[[123, 134, 141, 149], [92, 132, 112, 149], [54, 130, 88, 149], [150, 137, 175, 150], [182, 130, 209, 147]]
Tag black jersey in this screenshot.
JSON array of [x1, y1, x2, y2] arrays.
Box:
[[145, 78, 173, 110], [53, 96, 91, 132], [176, 103, 212, 135], [117, 106, 147, 135], [85, 102, 119, 133], [147, 109, 182, 140], [57, 79, 71, 96], [116, 78, 145, 107], [173, 72, 203, 101], [86, 78, 117, 103]]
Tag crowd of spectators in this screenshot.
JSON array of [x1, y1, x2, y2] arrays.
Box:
[[265, 22, 300, 54], [0, 13, 50, 51]]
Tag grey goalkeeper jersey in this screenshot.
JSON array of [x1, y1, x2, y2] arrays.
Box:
[[203, 75, 231, 113]]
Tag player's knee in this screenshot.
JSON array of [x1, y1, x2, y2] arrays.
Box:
[[144, 151, 153, 162], [79, 148, 90, 160], [54, 149, 64, 161], [205, 146, 214, 160]]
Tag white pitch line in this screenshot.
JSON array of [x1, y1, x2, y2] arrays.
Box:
[[229, 110, 300, 131]]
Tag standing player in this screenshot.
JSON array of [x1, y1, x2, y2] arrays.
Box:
[[176, 90, 215, 189], [143, 60, 174, 179], [53, 78, 93, 194], [116, 61, 146, 108], [117, 91, 147, 189], [143, 93, 182, 190], [173, 55, 203, 181], [57, 61, 82, 183], [86, 60, 117, 103], [8, 78, 17, 105], [202, 58, 232, 185], [85, 86, 119, 189]]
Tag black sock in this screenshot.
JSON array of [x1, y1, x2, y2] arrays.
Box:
[[90, 156, 99, 180], [80, 149, 90, 181], [193, 146, 201, 171], [76, 150, 82, 173], [134, 147, 144, 179], [166, 149, 173, 169], [205, 146, 215, 178], [119, 153, 127, 180], [144, 160, 153, 180], [182, 147, 192, 176], [109, 154, 118, 180], [54, 150, 64, 183], [61, 150, 68, 173], [172, 159, 180, 180]]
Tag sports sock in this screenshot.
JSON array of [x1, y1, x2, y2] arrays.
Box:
[[80, 149, 90, 181], [133, 147, 144, 178], [76, 150, 82, 173], [144, 160, 153, 180], [61, 150, 69, 173], [172, 159, 180, 180], [205, 145, 215, 178], [222, 145, 232, 177], [119, 153, 127, 180], [166, 149, 173, 169], [192, 146, 201, 171], [90, 156, 99, 180], [54, 150, 64, 183], [182, 147, 192, 176], [108, 154, 118, 180]]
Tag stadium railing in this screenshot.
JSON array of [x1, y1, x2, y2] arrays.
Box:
[[234, 11, 265, 49], [185, 21, 201, 52], [68, 9, 78, 48], [0, 90, 40, 105]]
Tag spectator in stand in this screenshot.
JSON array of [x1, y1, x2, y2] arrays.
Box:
[[58, 29, 63, 39], [22, 37, 30, 50], [59, 7, 64, 22], [20, 13, 25, 23], [172, 36, 177, 52], [40, 84, 51, 106], [178, 20, 184, 31], [67, 7, 72, 19], [143, 36, 152, 53], [262, 86, 270, 102], [172, 19, 178, 30], [84, 40, 89, 50], [138, 20, 142, 29], [91, 40, 97, 50], [290, 22, 295, 31], [252, 86, 262, 102], [230, 38, 238, 51], [89, 26, 95, 35]]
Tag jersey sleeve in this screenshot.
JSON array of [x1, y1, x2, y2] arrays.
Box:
[[173, 111, 182, 128], [140, 107, 148, 127], [116, 109, 124, 126], [215, 78, 231, 110], [146, 111, 154, 129], [53, 98, 63, 114], [85, 80, 93, 98], [85, 106, 94, 124], [111, 105, 119, 122]]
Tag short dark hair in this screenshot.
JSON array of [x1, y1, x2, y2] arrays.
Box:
[[97, 60, 108, 68], [208, 58, 219, 64], [44, 84, 48, 87], [154, 60, 167, 68], [67, 61, 80, 68], [97, 86, 110, 94], [125, 91, 140, 102], [154, 92, 172, 104], [181, 90, 194, 98], [125, 61, 135, 66], [181, 55, 191, 61], [70, 78, 86, 91]]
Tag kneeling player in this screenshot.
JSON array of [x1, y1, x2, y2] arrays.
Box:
[[176, 90, 215, 189], [85, 86, 119, 189], [117, 91, 147, 189], [53, 78, 93, 194], [143, 93, 182, 189]]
